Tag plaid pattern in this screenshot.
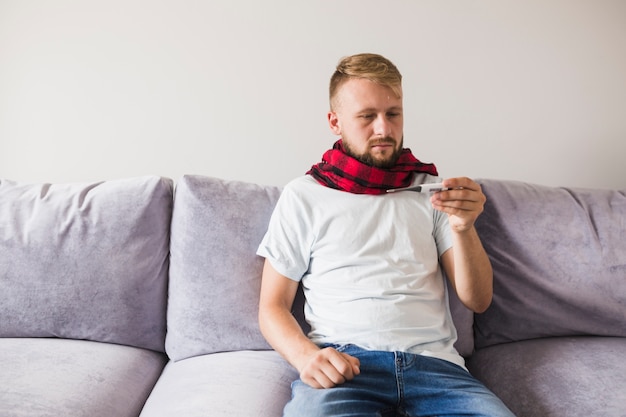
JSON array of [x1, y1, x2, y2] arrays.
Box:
[[307, 140, 438, 195]]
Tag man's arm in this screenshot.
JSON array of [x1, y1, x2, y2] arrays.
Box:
[[431, 177, 493, 313], [258, 259, 360, 388]]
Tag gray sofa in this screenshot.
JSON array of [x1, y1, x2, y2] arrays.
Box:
[[1, 174, 624, 417]]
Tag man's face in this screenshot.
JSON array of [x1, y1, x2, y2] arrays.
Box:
[[328, 78, 404, 168]]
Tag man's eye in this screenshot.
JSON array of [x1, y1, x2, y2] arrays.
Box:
[[360, 114, 374, 119], [387, 112, 400, 118]]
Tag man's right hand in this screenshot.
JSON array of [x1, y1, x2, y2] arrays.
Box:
[[298, 347, 361, 389], [258, 260, 361, 389]]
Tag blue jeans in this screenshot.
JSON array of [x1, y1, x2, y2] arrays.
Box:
[[284, 344, 514, 417]]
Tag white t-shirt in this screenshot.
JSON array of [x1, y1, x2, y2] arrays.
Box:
[[257, 173, 465, 368]]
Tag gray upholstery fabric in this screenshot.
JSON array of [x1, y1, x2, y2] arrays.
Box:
[[446, 277, 474, 357], [139, 350, 297, 417], [474, 179, 626, 348], [0, 176, 173, 352], [166, 175, 282, 360], [0, 338, 167, 417], [467, 336, 626, 417]]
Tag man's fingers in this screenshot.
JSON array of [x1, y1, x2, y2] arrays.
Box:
[[430, 178, 487, 232], [442, 176, 479, 192], [432, 178, 486, 213], [300, 348, 360, 389], [330, 352, 360, 378], [345, 353, 361, 376]]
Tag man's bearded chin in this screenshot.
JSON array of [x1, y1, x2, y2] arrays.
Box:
[[344, 137, 404, 169]]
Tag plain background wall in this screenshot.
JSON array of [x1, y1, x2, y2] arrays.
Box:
[[1, 0, 625, 189]]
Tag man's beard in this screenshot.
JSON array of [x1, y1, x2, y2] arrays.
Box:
[[343, 137, 404, 169]]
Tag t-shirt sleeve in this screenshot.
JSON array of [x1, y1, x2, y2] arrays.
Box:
[[433, 207, 453, 257], [256, 183, 313, 282]]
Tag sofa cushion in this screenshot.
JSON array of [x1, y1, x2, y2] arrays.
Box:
[[474, 179, 626, 348], [467, 336, 626, 417], [446, 278, 474, 357], [139, 350, 297, 417], [166, 175, 282, 360], [0, 176, 172, 351], [0, 338, 167, 417]]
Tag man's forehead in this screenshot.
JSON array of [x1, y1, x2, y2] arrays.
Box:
[[334, 78, 402, 110]]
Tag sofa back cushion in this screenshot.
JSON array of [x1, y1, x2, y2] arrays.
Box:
[[166, 175, 475, 361], [0, 176, 172, 352], [166, 175, 282, 361], [474, 179, 626, 349]]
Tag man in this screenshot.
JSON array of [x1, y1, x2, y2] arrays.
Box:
[[257, 53, 514, 416]]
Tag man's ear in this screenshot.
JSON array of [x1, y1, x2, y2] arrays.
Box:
[[327, 111, 341, 135]]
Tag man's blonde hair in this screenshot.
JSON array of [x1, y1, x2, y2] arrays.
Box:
[[329, 53, 402, 110]]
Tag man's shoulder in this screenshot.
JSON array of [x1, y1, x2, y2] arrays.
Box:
[[276, 175, 322, 206], [283, 175, 332, 196], [285, 174, 317, 188]]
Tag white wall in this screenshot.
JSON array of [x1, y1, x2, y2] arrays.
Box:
[[1, 0, 625, 189]]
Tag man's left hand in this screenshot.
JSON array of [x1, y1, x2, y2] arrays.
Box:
[[430, 177, 486, 233]]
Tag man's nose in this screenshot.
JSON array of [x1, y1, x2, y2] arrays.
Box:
[[373, 115, 392, 137]]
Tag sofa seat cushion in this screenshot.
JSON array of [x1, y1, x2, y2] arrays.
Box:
[[139, 350, 298, 417], [0, 338, 167, 417], [467, 336, 626, 417]]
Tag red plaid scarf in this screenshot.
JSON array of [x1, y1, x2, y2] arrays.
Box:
[[307, 140, 438, 195]]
